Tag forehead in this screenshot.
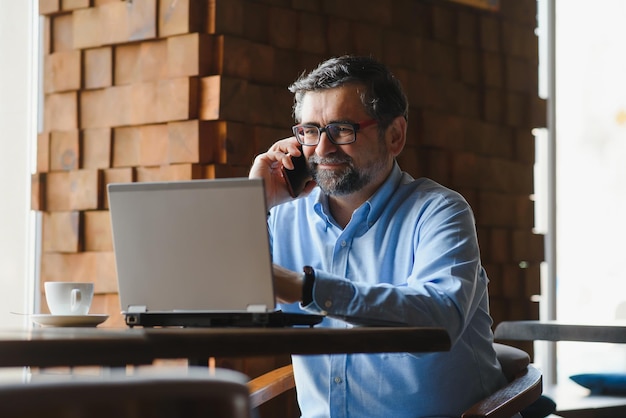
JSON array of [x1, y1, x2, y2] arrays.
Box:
[[300, 85, 368, 121]]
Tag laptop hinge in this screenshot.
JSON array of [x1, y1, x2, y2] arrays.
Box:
[[246, 304, 268, 313], [128, 305, 148, 313]]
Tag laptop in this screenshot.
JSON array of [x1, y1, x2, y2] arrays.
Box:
[[107, 178, 323, 328]]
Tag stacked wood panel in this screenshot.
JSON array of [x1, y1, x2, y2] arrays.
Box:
[[35, 0, 544, 399]]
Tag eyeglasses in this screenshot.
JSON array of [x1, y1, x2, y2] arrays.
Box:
[[292, 119, 378, 146]]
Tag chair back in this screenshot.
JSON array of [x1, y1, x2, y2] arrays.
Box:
[[494, 342, 531, 381], [0, 368, 251, 418]]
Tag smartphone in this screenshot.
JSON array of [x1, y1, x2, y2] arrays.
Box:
[[281, 150, 311, 198]]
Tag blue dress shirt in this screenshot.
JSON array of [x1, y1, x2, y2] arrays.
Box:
[[268, 163, 506, 418]]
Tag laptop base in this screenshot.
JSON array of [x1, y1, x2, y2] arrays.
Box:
[[124, 311, 323, 328]]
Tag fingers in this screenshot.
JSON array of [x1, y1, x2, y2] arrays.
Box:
[[254, 137, 305, 178], [249, 136, 311, 209], [269, 137, 302, 157]]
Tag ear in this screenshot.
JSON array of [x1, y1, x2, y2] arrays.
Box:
[[386, 116, 407, 157]]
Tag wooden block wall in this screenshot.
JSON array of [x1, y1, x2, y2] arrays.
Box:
[[36, 0, 544, 384]]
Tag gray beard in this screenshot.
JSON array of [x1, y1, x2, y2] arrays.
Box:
[[312, 163, 368, 196], [309, 153, 388, 196]]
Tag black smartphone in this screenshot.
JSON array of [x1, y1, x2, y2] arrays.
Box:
[[281, 150, 311, 198]]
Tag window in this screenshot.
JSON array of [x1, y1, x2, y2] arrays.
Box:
[[536, 0, 626, 383], [0, 1, 39, 329]]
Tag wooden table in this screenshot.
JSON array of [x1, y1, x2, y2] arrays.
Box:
[[494, 320, 626, 344], [0, 326, 451, 369]]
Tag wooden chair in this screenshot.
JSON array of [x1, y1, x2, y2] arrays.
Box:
[[249, 343, 543, 418], [495, 320, 626, 417], [0, 367, 252, 418], [463, 343, 544, 418]]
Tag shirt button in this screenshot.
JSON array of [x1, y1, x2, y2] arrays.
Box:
[[324, 300, 333, 309], [340, 240, 347, 247], [334, 377, 342, 384]]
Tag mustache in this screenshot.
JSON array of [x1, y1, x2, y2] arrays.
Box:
[[308, 154, 353, 166]]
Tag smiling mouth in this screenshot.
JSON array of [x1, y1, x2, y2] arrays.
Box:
[[317, 162, 346, 168], [311, 156, 352, 167]]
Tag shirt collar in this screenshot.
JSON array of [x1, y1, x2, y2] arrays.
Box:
[[364, 161, 403, 226]]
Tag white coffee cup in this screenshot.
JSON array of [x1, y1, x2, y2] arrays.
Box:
[[44, 282, 94, 315]]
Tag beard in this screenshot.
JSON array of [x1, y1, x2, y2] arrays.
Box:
[[308, 147, 389, 196]]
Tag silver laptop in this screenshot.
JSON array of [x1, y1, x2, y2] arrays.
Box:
[[107, 178, 322, 328]]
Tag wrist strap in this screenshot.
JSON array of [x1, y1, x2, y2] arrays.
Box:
[[302, 266, 315, 305]]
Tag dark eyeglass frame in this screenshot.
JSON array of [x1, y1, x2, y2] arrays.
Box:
[[292, 119, 378, 146]]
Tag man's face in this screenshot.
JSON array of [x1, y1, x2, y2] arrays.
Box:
[[299, 85, 392, 196]]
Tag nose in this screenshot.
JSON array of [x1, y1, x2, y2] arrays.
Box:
[[315, 130, 338, 157]]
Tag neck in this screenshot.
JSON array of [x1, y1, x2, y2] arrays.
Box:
[[327, 195, 362, 229], [326, 164, 392, 229]]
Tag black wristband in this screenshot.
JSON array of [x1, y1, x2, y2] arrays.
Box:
[[302, 266, 315, 305]]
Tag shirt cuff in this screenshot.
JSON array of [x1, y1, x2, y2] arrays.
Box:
[[300, 270, 356, 316]]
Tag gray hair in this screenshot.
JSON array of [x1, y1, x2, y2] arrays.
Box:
[[288, 55, 409, 131]]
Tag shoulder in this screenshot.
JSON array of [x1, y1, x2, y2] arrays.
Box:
[[398, 175, 469, 209]]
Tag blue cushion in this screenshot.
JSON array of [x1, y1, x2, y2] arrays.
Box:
[[570, 373, 626, 395]]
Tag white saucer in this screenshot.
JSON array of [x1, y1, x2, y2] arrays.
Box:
[[30, 314, 109, 327]]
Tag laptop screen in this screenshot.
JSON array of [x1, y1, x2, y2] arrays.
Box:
[[108, 178, 276, 313]]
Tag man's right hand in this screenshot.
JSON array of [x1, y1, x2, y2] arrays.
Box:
[[249, 137, 315, 209]]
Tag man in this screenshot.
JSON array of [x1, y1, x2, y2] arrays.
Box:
[[249, 55, 506, 417]]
